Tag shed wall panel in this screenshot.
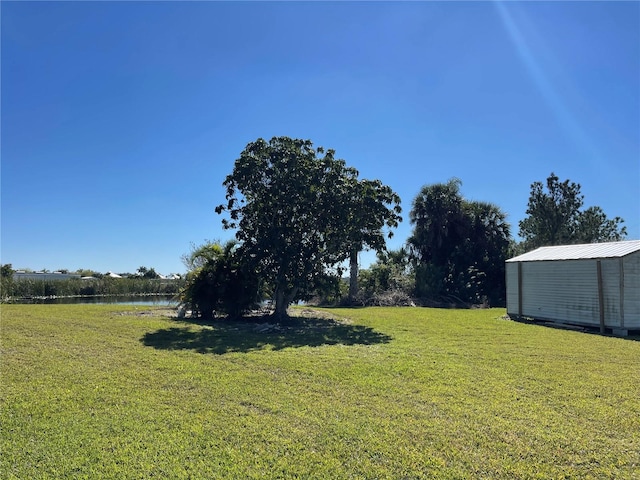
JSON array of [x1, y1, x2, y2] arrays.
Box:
[[520, 260, 601, 326], [600, 258, 622, 326], [623, 252, 640, 328], [505, 262, 520, 316]]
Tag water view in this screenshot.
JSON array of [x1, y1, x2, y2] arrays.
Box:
[[11, 295, 177, 306]]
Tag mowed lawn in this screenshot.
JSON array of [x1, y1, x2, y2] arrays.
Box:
[[1, 305, 639, 479]]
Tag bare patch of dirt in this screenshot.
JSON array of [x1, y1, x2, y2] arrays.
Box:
[[117, 307, 178, 318], [290, 307, 351, 324]]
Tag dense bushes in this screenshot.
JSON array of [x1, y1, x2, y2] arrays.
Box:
[[307, 245, 499, 308], [179, 240, 264, 319]]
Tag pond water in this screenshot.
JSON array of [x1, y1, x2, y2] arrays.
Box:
[[10, 295, 177, 306]]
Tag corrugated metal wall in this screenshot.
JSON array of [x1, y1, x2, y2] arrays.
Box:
[[623, 253, 640, 328], [600, 258, 622, 326], [505, 262, 520, 317], [520, 260, 601, 325]]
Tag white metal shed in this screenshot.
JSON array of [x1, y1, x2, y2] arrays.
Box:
[[506, 240, 640, 335]]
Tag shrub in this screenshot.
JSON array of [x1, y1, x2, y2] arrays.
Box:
[[180, 241, 263, 319]]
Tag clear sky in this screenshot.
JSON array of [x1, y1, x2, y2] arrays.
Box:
[[2, 1, 639, 275]]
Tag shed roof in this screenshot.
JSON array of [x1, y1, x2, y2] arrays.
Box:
[[506, 240, 640, 262]]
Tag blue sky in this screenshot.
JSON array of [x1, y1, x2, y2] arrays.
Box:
[[2, 1, 638, 275]]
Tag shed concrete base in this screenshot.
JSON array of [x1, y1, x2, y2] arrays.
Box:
[[611, 328, 629, 337]]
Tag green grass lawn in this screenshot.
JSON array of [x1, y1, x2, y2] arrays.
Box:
[[2, 305, 639, 479]]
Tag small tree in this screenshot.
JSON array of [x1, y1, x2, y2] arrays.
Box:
[[340, 178, 402, 301], [136, 266, 160, 279], [1, 264, 15, 300], [1, 264, 14, 278], [519, 173, 626, 250], [358, 248, 413, 303]]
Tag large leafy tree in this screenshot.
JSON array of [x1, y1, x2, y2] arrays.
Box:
[[216, 136, 366, 318], [519, 173, 626, 250], [408, 179, 511, 305]]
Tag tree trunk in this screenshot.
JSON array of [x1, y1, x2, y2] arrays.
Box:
[[274, 287, 287, 319], [349, 248, 359, 301], [273, 285, 297, 320]]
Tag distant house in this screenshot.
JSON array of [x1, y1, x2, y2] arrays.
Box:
[[506, 240, 640, 336], [149, 273, 181, 280], [105, 272, 123, 278]]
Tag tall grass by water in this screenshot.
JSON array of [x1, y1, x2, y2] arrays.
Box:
[[1, 277, 182, 301], [1, 305, 638, 478]]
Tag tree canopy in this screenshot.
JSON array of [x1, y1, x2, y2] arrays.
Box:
[[136, 266, 160, 279], [518, 173, 626, 250], [339, 178, 402, 300], [216, 136, 400, 317]]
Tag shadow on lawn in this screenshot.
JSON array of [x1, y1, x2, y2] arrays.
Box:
[[141, 315, 392, 354]]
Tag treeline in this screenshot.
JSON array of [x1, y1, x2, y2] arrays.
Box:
[[180, 137, 626, 318], [316, 174, 627, 309], [4, 138, 627, 312], [0, 275, 184, 302]]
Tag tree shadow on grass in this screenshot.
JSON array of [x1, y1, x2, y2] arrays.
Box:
[[141, 314, 392, 355]]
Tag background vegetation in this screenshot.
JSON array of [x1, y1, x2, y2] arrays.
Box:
[[0, 275, 182, 302], [200, 138, 627, 316], [3, 148, 628, 313], [2, 305, 638, 479]]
